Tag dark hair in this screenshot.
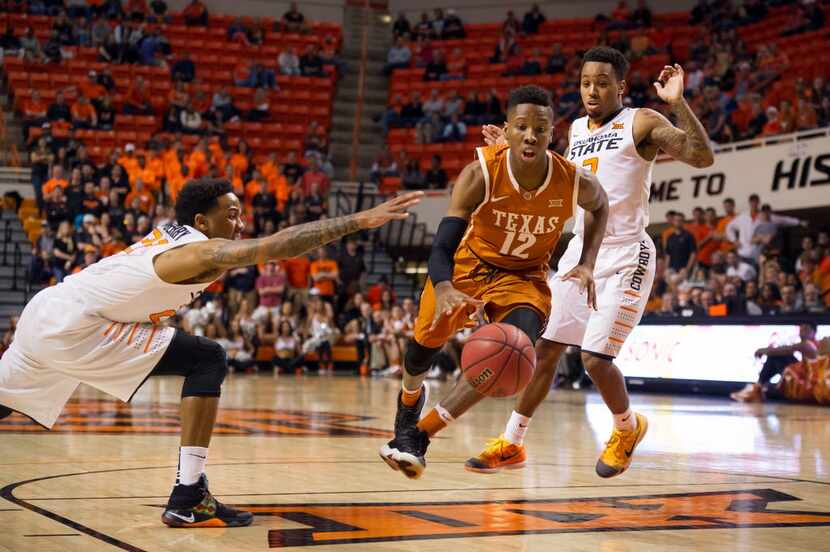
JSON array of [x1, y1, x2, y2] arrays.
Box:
[[581, 46, 629, 80], [507, 85, 552, 111], [724, 197, 735, 204], [804, 322, 818, 333], [174, 178, 233, 227], [749, 193, 760, 201]]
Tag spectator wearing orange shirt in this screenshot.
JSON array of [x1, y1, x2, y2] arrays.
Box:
[[118, 143, 140, 177], [243, 169, 271, 206], [282, 254, 311, 307], [42, 165, 69, 196], [716, 197, 737, 252], [131, 153, 160, 192], [186, 140, 210, 178], [695, 207, 723, 268], [124, 178, 156, 215], [231, 141, 250, 179], [124, 76, 153, 115], [78, 71, 107, 104], [71, 95, 97, 129], [21, 89, 48, 139], [685, 206, 709, 246], [166, 155, 189, 203], [310, 247, 339, 302], [182, 0, 208, 26], [147, 145, 166, 183], [222, 163, 244, 199]]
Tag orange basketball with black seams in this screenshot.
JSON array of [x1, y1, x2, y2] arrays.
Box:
[[461, 323, 535, 397]]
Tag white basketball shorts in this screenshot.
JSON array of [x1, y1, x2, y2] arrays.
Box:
[[543, 233, 656, 358], [0, 285, 175, 428]]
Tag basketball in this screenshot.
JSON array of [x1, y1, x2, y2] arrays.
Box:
[[461, 323, 535, 397]]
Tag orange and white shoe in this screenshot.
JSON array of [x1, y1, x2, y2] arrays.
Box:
[[595, 412, 648, 478], [464, 435, 527, 474]]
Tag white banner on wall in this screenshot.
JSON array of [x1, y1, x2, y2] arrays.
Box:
[[407, 132, 830, 234], [616, 323, 830, 383], [648, 133, 830, 221]]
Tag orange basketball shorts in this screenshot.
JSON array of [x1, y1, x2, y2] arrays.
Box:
[[413, 244, 551, 349]]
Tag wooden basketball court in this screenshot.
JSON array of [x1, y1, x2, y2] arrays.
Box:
[[2, 374, 829, 551]]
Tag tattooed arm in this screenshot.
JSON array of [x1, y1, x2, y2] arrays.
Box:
[[155, 192, 423, 284], [636, 64, 715, 168]]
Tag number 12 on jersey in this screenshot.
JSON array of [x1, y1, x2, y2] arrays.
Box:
[[499, 230, 536, 259]]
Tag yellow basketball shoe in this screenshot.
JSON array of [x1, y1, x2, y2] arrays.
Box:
[[464, 435, 527, 474], [595, 412, 648, 478]]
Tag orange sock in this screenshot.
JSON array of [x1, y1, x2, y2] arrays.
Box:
[[401, 386, 422, 407], [417, 408, 448, 437]]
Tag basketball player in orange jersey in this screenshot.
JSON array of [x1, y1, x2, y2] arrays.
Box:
[[379, 85, 610, 479], [0, 179, 422, 526], [469, 47, 714, 477]]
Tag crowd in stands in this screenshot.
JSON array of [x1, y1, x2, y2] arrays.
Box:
[[4, 1, 830, 377], [20, 125, 438, 375], [4, 0, 343, 170], [379, 1, 830, 186], [648, 194, 829, 319]]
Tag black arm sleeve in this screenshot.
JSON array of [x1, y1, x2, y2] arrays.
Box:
[[427, 216, 468, 286]]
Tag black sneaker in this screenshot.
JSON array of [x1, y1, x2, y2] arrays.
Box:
[[379, 385, 430, 479], [162, 474, 253, 528]]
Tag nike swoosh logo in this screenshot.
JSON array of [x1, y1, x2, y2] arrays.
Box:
[[167, 511, 195, 523], [491, 195, 509, 203], [624, 446, 635, 458], [518, 424, 527, 428], [187, 454, 207, 459]]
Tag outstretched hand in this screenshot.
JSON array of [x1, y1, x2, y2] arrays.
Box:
[[560, 264, 597, 310], [356, 191, 424, 229], [653, 63, 685, 105]]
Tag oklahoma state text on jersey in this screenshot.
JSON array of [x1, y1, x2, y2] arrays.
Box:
[[462, 143, 578, 272]]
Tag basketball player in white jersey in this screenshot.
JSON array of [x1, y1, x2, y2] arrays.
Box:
[[0, 179, 422, 527], [468, 46, 714, 477]]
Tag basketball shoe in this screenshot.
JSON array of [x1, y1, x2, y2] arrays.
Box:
[[379, 384, 430, 479], [464, 435, 526, 473], [162, 474, 253, 528], [595, 412, 648, 478]]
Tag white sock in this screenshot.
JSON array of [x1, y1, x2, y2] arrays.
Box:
[[504, 411, 531, 445], [178, 446, 208, 486], [613, 408, 637, 432]]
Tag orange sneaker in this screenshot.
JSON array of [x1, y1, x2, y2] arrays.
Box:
[[464, 435, 527, 474], [595, 412, 648, 478]]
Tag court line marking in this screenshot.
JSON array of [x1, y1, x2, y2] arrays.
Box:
[[23, 533, 80, 537], [3, 462, 829, 552], [21, 481, 792, 501]]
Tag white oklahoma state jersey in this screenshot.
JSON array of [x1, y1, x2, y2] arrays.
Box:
[[0, 222, 218, 428], [567, 107, 653, 245], [61, 222, 211, 324]]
